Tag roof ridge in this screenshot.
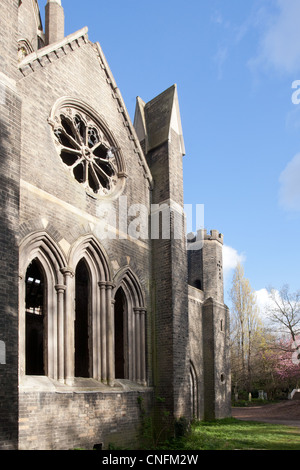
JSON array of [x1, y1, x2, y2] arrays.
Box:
[[94, 42, 153, 188]]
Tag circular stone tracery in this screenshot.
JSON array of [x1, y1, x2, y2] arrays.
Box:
[[52, 107, 121, 197]]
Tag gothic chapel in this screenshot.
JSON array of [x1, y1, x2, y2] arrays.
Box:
[[0, 0, 231, 449]]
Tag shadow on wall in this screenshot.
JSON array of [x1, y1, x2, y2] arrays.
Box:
[[0, 108, 21, 449]]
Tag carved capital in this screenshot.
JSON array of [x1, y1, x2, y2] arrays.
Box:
[[55, 284, 66, 293], [60, 266, 75, 278]]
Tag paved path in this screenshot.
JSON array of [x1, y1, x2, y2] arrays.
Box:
[[232, 401, 300, 427]]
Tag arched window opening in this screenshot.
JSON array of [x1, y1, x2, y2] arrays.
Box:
[[190, 362, 199, 419], [192, 279, 202, 290], [25, 259, 45, 375], [114, 287, 127, 379], [75, 259, 91, 378]]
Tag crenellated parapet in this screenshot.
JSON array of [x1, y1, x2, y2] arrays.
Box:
[[187, 228, 224, 303], [187, 229, 223, 246]]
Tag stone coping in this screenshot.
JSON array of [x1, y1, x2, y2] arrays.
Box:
[[18, 27, 88, 74], [19, 375, 151, 393]]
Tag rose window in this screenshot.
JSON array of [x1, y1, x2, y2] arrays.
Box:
[[52, 108, 120, 197]]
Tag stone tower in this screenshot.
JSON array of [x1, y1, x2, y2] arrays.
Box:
[[189, 228, 224, 303], [134, 85, 191, 423], [188, 230, 231, 420]]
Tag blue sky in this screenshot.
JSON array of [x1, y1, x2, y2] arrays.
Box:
[[39, 0, 300, 309]]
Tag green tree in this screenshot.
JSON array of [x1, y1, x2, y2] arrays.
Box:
[[229, 263, 261, 395]]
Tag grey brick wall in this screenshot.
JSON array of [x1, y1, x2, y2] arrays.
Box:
[[188, 232, 231, 420], [18, 0, 43, 51], [202, 298, 231, 420], [202, 232, 224, 304], [19, 385, 153, 450], [188, 287, 204, 420], [0, 0, 19, 80], [147, 134, 190, 423], [15, 20, 154, 449], [0, 0, 21, 450]]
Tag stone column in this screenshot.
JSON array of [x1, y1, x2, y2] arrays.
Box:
[[61, 267, 74, 384], [106, 282, 115, 386], [94, 284, 101, 381], [98, 281, 107, 383], [140, 308, 147, 385], [55, 284, 66, 382], [47, 285, 57, 380], [134, 308, 147, 385], [110, 298, 115, 385], [134, 308, 141, 383]]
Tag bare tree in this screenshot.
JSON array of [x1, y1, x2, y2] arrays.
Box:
[[266, 285, 300, 343]]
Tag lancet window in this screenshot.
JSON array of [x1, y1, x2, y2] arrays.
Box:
[[19, 233, 147, 386]]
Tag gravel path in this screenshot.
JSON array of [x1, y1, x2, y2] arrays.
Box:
[[232, 400, 300, 427]]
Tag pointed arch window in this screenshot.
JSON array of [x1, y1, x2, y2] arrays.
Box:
[[114, 287, 127, 379], [25, 259, 45, 376], [113, 269, 147, 385], [75, 259, 91, 378], [190, 362, 199, 419], [20, 232, 147, 388], [20, 232, 66, 381]]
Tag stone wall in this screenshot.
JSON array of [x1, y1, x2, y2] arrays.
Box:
[[16, 23, 154, 450], [188, 291, 231, 421], [145, 95, 191, 422], [19, 380, 153, 450], [202, 298, 231, 420], [18, 0, 44, 52], [188, 287, 204, 420], [0, 0, 21, 450]]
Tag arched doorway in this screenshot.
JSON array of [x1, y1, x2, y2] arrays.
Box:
[[75, 259, 91, 378], [25, 258, 45, 375]]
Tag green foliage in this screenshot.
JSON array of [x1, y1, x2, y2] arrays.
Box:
[[174, 417, 190, 439], [74, 417, 300, 450], [232, 398, 274, 407], [137, 395, 189, 449], [161, 418, 300, 450]]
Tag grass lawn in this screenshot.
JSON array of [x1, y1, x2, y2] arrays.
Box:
[[165, 418, 300, 450]]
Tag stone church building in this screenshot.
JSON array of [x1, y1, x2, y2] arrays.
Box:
[[0, 0, 231, 450]]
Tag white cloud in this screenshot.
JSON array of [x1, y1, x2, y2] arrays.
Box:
[[279, 153, 300, 212], [255, 288, 272, 314], [223, 245, 246, 281], [249, 0, 300, 75], [213, 45, 228, 80], [254, 288, 285, 326], [211, 10, 223, 25]]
